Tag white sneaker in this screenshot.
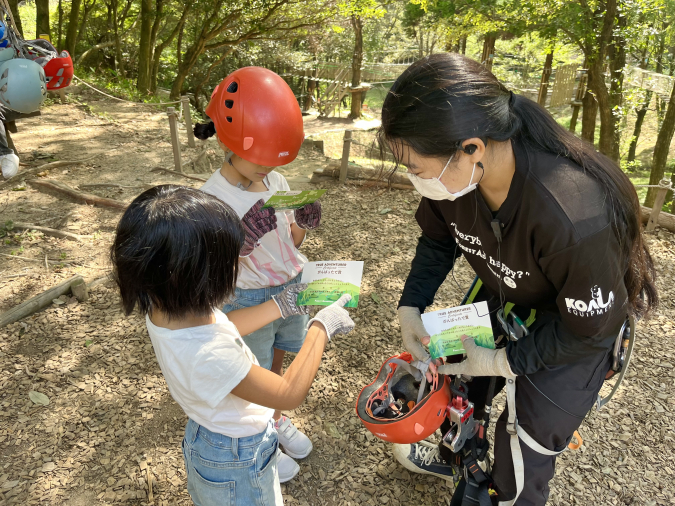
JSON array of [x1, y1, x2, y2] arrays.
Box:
[[276, 449, 299, 483], [393, 441, 457, 481], [275, 416, 313, 459]]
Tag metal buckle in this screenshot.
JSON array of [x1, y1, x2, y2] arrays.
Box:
[[497, 309, 529, 341]]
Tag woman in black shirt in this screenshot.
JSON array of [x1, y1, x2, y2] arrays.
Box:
[[383, 53, 657, 505]]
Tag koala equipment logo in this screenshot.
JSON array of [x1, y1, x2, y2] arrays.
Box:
[[565, 285, 614, 317]]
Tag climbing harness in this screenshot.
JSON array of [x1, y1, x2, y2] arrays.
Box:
[[458, 275, 637, 505]]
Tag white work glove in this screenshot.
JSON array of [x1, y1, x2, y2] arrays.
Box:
[[0, 153, 19, 179], [398, 306, 431, 362], [307, 294, 355, 339], [437, 336, 516, 379]]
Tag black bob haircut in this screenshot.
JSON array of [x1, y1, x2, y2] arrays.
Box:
[[110, 185, 243, 320]]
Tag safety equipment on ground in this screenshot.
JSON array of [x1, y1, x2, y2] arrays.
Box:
[[357, 352, 451, 444], [0, 152, 18, 178], [0, 58, 47, 113], [239, 199, 277, 257], [42, 50, 73, 90], [205, 67, 304, 167], [307, 294, 355, 339], [397, 306, 432, 362], [271, 283, 310, 319]]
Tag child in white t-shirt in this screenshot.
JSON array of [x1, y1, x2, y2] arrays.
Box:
[[110, 185, 355, 506], [195, 67, 321, 480]]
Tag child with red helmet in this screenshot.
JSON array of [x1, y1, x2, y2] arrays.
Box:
[[195, 67, 322, 483]]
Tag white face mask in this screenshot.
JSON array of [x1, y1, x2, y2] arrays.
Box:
[[407, 156, 479, 201]]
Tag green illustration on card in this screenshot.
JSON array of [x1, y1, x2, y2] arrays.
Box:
[[428, 325, 495, 359], [262, 190, 327, 210], [296, 277, 360, 308]]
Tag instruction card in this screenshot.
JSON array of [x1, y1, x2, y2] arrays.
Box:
[[262, 190, 327, 210], [298, 261, 364, 308], [421, 301, 495, 359]]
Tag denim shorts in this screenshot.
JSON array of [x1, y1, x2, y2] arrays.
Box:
[[223, 274, 309, 370], [182, 419, 283, 506]]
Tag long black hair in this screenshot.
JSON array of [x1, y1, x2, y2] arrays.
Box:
[[380, 53, 657, 317], [110, 185, 243, 319]]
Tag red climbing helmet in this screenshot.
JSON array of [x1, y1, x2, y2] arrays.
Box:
[[43, 51, 73, 90], [356, 352, 451, 444], [205, 67, 304, 167]]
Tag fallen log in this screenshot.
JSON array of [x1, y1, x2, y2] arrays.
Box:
[[318, 162, 412, 186], [640, 205, 675, 233], [0, 275, 85, 328], [28, 179, 127, 210], [11, 222, 85, 241], [151, 166, 207, 182], [311, 165, 415, 191]]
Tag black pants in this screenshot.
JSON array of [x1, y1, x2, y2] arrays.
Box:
[[439, 350, 611, 505]]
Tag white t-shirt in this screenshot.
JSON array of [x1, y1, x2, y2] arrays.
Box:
[[145, 309, 274, 438], [201, 170, 308, 289]]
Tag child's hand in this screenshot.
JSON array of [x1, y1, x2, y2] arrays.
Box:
[[307, 294, 355, 339], [294, 202, 321, 230], [240, 199, 277, 256], [272, 283, 310, 319]]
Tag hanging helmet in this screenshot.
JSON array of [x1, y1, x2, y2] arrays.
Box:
[[43, 51, 73, 89], [0, 21, 8, 49], [356, 352, 451, 444], [205, 67, 304, 167], [0, 59, 47, 113]]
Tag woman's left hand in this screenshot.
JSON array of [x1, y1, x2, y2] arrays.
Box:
[[295, 202, 322, 230], [271, 283, 310, 319], [436, 335, 516, 378]]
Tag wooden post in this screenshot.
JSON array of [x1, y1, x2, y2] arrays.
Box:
[[339, 130, 352, 184], [569, 73, 587, 133], [181, 96, 195, 148], [167, 107, 182, 173], [646, 183, 671, 232]]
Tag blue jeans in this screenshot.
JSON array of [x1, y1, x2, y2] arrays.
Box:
[[223, 275, 309, 370], [182, 419, 283, 506]]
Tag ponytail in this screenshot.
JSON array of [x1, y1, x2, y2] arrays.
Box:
[[510, 95, 657, 317], [381, 53, 657, 317], [194, 121, 216, 140]]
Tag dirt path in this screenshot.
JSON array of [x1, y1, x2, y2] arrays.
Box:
[[0, 95, 673, 506]]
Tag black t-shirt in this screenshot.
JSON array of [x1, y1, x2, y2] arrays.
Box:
[[400, 138, 628, 375]]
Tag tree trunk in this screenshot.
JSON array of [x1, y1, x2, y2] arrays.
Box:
[[481, 35, 496, 70], [588, 0, 617, 157], [75, 0, 97, 54], [460, 36, 467, 55], [36, 0, 51, 39], [581, 72, 598, 144], [645, 80, 675, 207], [170, 40, 206, 99], [627, 46, 652, 162], [538, 50, 554, 107], [349, 15, 363, 120], [64, 0, 83, 56], [606, 13, 625, 162], [627, 92, 652, 162], [137, 0, 153, 93], [58, 0, 64, 49], [7, 0, 22, 38], [112, 0, 124, 77]]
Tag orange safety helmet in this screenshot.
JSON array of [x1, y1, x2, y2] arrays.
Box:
[[356, 352, 451, 444], [205, 67, 304, 167]]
